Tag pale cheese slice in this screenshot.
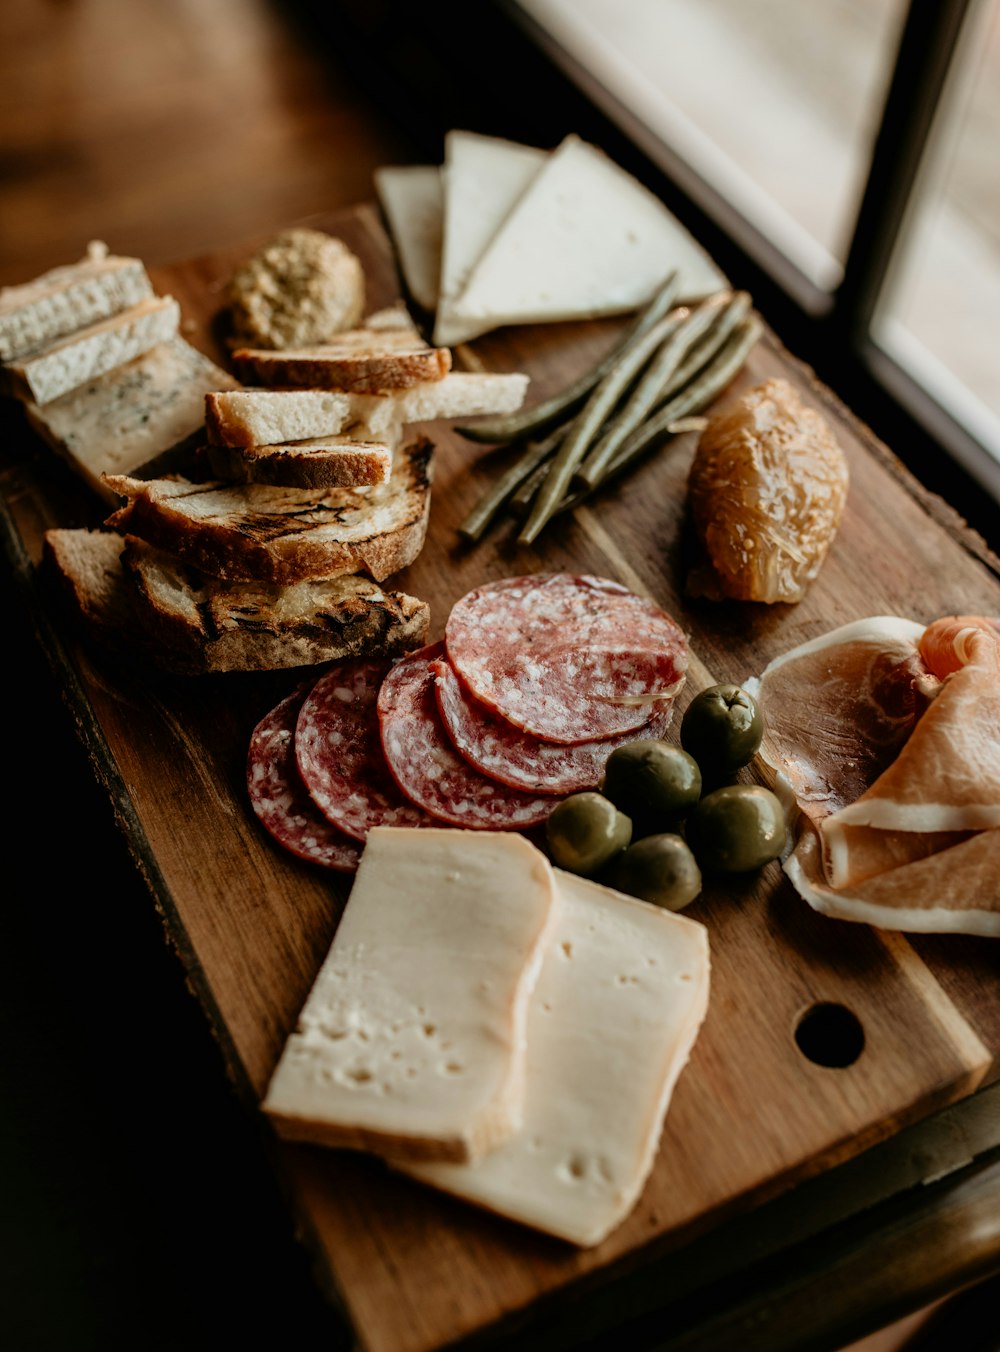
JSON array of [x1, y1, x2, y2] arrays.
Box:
[[374, 164, 444, 314], [433, 130, 547, 346], [262, 827, 558, 1163], [449, 133, 727, 333], [406, 870, 710, 1246]]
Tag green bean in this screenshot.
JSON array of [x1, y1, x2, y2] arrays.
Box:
[[553, 317, 763, 518], [457, 428, 562, 542], [573, 291, 734, 490], [516, 310, 689, 546], [452, 269, 681, 444], [652, 291, 752, 408]]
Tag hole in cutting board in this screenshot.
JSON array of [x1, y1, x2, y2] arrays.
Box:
[[794, 1002, 865, 1068]]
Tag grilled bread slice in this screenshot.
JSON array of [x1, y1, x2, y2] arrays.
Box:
[[43, 527, 430, 674], [232, 326, 451, 393], [102, 436, 434, 585], [196, 436, 393, 489]]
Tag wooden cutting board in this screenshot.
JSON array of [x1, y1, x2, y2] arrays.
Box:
[[2, 202, 999, 1352]]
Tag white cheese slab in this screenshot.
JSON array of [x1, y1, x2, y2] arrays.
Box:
[[262, 827, 559, 1163], [406, 870, 711, 1246], [433, 129, 547, 346], [374, 164, 445, 314], [448, 133, 727, 333]]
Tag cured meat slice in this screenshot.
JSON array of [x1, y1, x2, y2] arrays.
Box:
[[752, 614, 1000, 934], [378, 643, 554, 829], [746, 616, 931, 823], [444, 573, 687, 744], [295, 658, 436, 840], [433, 654, 675, 794], [247, 687, 361, 872]]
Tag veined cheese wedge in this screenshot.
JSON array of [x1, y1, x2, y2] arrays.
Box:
[[374, 164, 444, 315], [433, 129, 547, 346], [262, 826, 558, 1162], [25, 336, 240, 505], [3, 294, 181, 404], [448, 133, 727, 332], [406, 870, 710, 1246]]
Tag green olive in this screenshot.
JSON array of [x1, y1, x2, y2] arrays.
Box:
[[545, 792, 632, 877], [600, 740, 702, 834], [680, 683, 764, 775], [685, 784, 786, 873], [606, 834, 702, 911]]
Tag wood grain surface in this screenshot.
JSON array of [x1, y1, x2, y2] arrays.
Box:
[[3, 202, 1000, 1352]]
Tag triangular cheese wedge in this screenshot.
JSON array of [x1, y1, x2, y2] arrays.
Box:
[[433, 129, 547, 345], [447, 133, 726, 333], [374, 164, 444, 315]]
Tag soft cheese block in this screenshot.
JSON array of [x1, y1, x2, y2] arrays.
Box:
[[407, 870, 710, 1246], [262, 827, 559, 1162], [449, 133, 727, 331]]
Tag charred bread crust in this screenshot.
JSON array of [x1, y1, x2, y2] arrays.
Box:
[[102, 436, 435, 585]]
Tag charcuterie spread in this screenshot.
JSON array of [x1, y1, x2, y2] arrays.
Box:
[[4, 123, 1000, 1285]]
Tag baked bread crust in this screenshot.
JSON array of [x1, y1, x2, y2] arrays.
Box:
[[102, 436, 435, 584], [197, 437, 393, 489], [42, 527, 430, 674], [233, 327, 451, 393]]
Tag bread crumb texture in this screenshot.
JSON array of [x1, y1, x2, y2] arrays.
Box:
[[227, 228, 365, 350]]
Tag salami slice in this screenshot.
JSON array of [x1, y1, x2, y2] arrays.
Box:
[[378, 643, 555, 829], [295, 658, 436, 840], [247, 688, 361, 872], [433, 654, 676, 794], [444, 573, 688, 744]]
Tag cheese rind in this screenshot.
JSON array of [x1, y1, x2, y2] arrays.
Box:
[[262, 827, 559, 1162], [407, 870, 711, 1246]]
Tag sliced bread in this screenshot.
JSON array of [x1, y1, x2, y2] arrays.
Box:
[[43, 527, 430, 674], [197, 436, 393, 489], [0, 242, 154, 362], [102, 436, 435, 585], [373, 164, 444, 314], [205, 371, 528, 449], [24, 336, 241, 505], [262, 826, 558, 1162], [3, 295, 181, 404], [233, 326, 451, 393]]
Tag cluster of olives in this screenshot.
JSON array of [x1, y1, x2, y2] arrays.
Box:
[[544, 683, 786, 912]]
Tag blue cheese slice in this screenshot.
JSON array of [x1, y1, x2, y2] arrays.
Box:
[[406, 870, 711, 1246], [4, 294, 181, 404], [449, 133, 727, 332], [0, 243, 154, 362], [24, 335, 239, 504], [262, 827, 559, 1163]]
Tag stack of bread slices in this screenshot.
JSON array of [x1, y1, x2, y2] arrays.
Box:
[[3, 245, 530, 675]]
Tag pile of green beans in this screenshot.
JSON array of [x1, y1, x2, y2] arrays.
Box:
[[455, 275, 760, 546]]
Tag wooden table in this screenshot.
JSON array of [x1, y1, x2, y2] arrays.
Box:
[[3, 203, 1000, 1352]]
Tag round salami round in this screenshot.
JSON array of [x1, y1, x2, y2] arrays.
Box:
[[296, 658, 436, 841], [378, 643, 554, 830], [444, 573, 688, 744], [247, 688, 361, 872], [433, 654, 677, 795]]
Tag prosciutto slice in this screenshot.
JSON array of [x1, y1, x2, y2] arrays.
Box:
[[750, 614, 1000, 935]]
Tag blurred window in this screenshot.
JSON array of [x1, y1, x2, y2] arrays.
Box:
[[514, 0, 1000, 509]]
